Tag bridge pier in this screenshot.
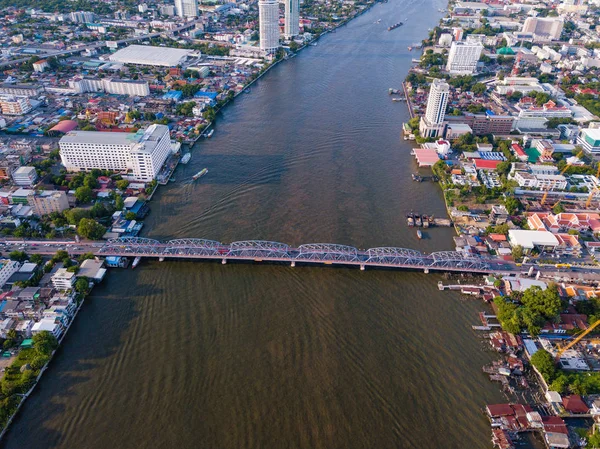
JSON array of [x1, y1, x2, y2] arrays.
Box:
[[424, 268, 429, 274], [291, 261, 295, 267], [360, 264, 365, 271], [159, 257, 164, 262], [222, 258, 227, 265]]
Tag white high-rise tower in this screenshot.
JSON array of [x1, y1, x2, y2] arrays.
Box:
[[284, 0, 299, 39], [419, 79, 450, 138], [175, 0, 198, 17], [259, 0, 280, 52]]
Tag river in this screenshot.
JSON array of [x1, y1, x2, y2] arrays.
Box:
[[1, 0, 510, 447]]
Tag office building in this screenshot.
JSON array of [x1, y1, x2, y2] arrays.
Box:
[[51, 268, 76, 291], [31, 191, 70, 216], [419, 79, 450, 138], [69, 77, 150, 96], [0, 96, 32, 116], [259, 0, 280, 52], [522, 17, 564, 41], [578, 128, 600, 155], [0, 260, 20, 289], [69, 11, 95, 23], [284, 0, 299, 39], [174, 0, 198, 17], [446, 41, 483, 75], [59, 124, 172, 182], [11, 166, 37, 186], [0, 84, 43, 97]]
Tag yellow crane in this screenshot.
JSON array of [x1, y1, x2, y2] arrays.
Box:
[[586, 187, 599, 208], [555, 318, 600, 360]]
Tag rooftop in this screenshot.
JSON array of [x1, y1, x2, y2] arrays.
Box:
[[109, 45, 192, 67]]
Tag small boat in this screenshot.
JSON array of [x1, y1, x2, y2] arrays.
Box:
[[132, 256, 141, 269], [192, 168, 208, 181], [181, 153, 191, 164], [415, 215, 423, 227], [169, 177, 176, 183], [417, 230, 423, 239], [388, 22, 403, 31], [407, 217, 414, 227], [206, 129, 214, 138]]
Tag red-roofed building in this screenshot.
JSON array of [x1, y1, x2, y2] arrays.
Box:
[[562, 395, 589, 414], [475, 159, 501, 171], [511, 143, 528, 161], [542, 415, 568, 435]]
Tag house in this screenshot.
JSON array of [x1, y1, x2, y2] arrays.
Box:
[[490, 205, 509, 224], [0, 318, 14, 338], [503, 276, 547, 294], [15, 319, 33, 338], [31, 318, 64, 339], [51, 268, 75, 291], [562, 395, 589, 414], [78, 259, 107, 283]]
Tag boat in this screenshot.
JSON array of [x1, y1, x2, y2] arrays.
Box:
[[415, 215, 423, 227], [169, 177, 176, 183], [181, 153, 191, 164], [388, 22, 403, 31], [422, 214, 430, 228], [192, 168, 208, 181], [132, 256, 141, 269], [408, 46, 413, 51], [206, 129, 214, 138], [417, 230, 423, 239], [407, 216, 414, 227]]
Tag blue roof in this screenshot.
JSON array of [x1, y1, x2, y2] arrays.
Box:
[[162, 91, 183, 100], [486, 110, 495, 116], [0, 301, 6, 313], [194, 91, 218, 99], [129, 201, 144, 214]]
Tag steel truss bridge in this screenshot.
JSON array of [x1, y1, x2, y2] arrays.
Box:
[[97, 238, 496, 273]]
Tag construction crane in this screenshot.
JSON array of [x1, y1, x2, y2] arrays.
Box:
[[555, 319, 600, 360], [586, 187, 599, 208]]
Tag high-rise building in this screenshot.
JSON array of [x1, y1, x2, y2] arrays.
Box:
[[59, 125, 172, 182], [69, 11, 95, 23], [0, 96, 32, 116], [259, 0, 280, 52], [174, 0, 198, 18], [419, 79, 450, 138], [284, 0, 299, 39], [522, 17, 564, 41], [446, 40, 483, 75], [31, 191, 70, 216]]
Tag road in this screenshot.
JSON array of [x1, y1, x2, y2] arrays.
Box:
[[5, 238, 600, 282]]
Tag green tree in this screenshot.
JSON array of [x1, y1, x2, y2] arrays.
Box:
[[512, 244, 524, 262], [8, 251, 27, 263], [472, 83, 486, 95], [125, 212, 137, 220], [75, 277, 90, 294], [115, 194, 125, 211], [32, 331, 58, 356], [494, 297, 522, 334], [521, 285, 562, 321], [116, 180, 129, 190], [530, 349, 556, 382], [496, 161, 511, 177], [64, 208, 91, 226], [75, 186, 93, 204], [503, 197, 522, 215], [77, 218, 106, 240], [552, 202, 565, 214], [29, 254, 43, 265]]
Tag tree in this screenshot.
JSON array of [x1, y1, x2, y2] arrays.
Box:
[[552, 202, 565, 214], [115, 194, 125, 211], [75, 186, 93, 204], [512, 245, 524, 261], [32, 331, 58, 356], [8, 251, 27, 263], [530, 349, 556, 382], [116, 180, 129, 190], [521, 285, 562, 321], [64, 208, 91, 226], [77, 218, 106, 240], [75, 277, 90, 294], [472, 83, 487, 95], [503, 197, 521, 215], [29, 254, 43, 265], [52, 250, 70, 264], [496, 161, 511, 177], [125, 212, 137, 220]]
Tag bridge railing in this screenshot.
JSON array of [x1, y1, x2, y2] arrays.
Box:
[[227, 240, 291, 258], [296, 243, 359, 262]]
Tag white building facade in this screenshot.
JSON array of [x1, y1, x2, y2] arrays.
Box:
[[522, 17, 564, 41], [175, 0, 198, 17], [419, 79, 450, 138], [0, 96, 32, 115], [284, 0, 299, 39], [259, 0, 280, 52], [59, 124, 172, 182]]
